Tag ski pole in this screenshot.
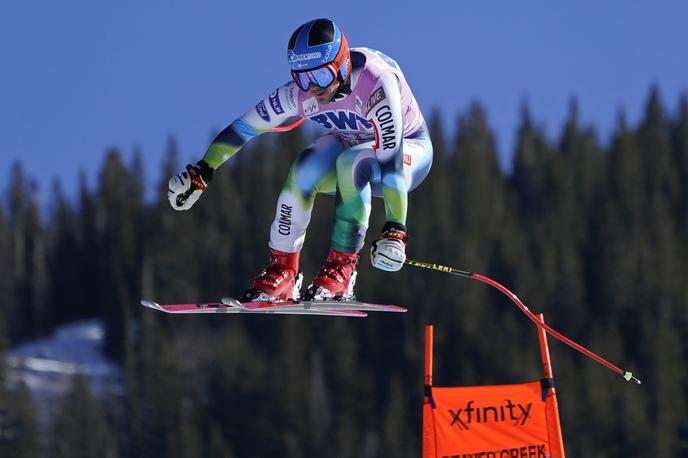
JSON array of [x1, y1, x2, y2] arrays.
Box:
[[405, 258, 642, 385]]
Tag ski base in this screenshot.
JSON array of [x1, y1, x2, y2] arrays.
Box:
[[140, 298, 406, 318]]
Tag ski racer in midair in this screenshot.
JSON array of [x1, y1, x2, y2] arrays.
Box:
[[168, 18, 433, 302]]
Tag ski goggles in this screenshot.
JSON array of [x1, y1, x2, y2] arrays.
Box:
[[291, 65, 337, 91]]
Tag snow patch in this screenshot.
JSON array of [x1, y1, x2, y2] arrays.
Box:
[[6, 319, 123, 420]]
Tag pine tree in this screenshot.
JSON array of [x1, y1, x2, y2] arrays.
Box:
[[192, 145, 244, 300], [406, 109, 454, 322], [650, 306, 686, 457], [322, 319, 360, 458], [271, 318, 309, 457], [148, 138, 200, 303], [46, 180, 84, 323], [206, 425, 235, 458], [508, 102, 559, 314], [96, 150, 143, 359], [126, 312, 201, 458], [0, 205, 12, 336], [635, 88, 683, 307], [76, 171, 101, 319], [306, 350, 332, 455], [0, 381, 42, 458], [511, 102, 553, 219], [7, 162, 49, 339], [206, 321, 269, 457], [670, 96, 688, 377], [599, 112, 646, 315], [548, 99, 604, 332], [447, 101, 523, 380], [53, 374, 117, 458], [672, 94, 688, 232], [382, 375, 414, 457]]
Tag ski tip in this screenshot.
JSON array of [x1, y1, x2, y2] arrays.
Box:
[[140, 300, 164, 312], [386, 305, 407, 312], [623, 371, 642, 385]]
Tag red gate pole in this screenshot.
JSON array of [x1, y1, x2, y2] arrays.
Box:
[[422, 324, 436, 458], [425, 325, 433, 387], [537, 314, 566, 458]]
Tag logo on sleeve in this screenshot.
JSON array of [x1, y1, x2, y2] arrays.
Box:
[[366, 87, 386, 116], [373, 105, 396, 150], [355, 96, 363, 115], [269, 90, 284, 115], [255, 101, 270, 122], [303, 97, 319, 115], [286, 84, 298, 110]]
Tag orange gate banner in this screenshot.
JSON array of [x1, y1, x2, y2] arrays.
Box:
[[423, 380, 562, 458]]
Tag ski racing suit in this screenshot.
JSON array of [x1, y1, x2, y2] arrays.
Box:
[[202, 47, 433, 254]]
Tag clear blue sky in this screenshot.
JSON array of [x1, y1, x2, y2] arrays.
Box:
[[2, 1, 687, 203]]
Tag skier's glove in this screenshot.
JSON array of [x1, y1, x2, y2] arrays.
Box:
[[370, 222, 408, 272], [168, 160, 214, 211]]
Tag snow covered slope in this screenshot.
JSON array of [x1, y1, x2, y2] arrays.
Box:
[[6, 319, 123, 419]]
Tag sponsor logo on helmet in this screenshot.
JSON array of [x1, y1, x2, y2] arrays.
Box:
[[322, 44, 334, 63], [303, 97, 319, 115], [289, 51, 322, 62], [269, 90, 284, 115], [366, 87, 386, 116], [256, 101, 270, 122]]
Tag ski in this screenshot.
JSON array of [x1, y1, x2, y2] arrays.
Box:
[[141, 298, 406, 317], [141, 300, 365, 317], [220, 297, 407, 313]]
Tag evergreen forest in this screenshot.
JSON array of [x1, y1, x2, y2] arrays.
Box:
[[1, 86, 687, 457]]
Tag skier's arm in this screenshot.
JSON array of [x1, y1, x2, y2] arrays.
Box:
[[367, 73, 410, 271], [202, 82, 300, 169], [367, 73, 407, 225], [168, 83, 299, 210]]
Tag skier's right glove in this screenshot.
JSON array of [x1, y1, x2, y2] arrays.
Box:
[[168, 160, 214, 211], [370, 222, 408, 272]]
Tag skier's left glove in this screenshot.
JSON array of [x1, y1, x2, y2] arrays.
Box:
[[168, 160, 214, 211], [370, 222, 408, 272]]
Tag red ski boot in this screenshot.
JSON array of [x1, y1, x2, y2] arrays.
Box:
[[242, 248, 303, 302], [304, 248, 359, 301]]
